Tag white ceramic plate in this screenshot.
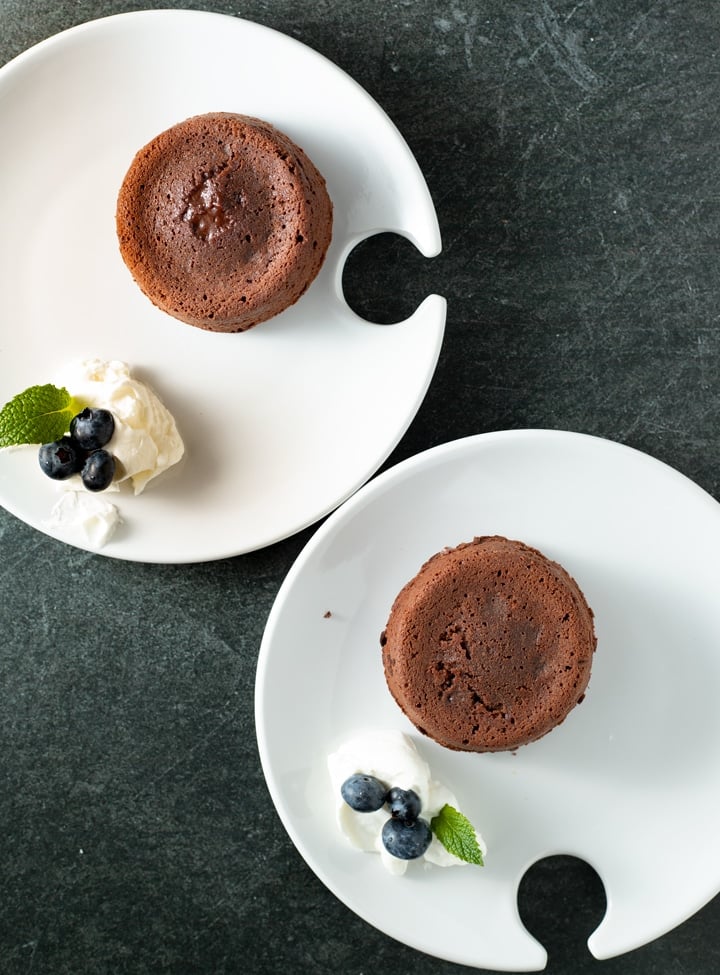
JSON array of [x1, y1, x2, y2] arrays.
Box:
[[0, 10, 444, 563], [256, 430, 720, 971]]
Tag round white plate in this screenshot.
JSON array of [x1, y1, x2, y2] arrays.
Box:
[[256, 430, 720, 971], [0, 10, 444, 563]]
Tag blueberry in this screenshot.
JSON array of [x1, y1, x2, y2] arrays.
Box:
[[38, 437, 85, 480], [381, 816, 432, 860], [81, 449, 115, 492], [340, 774, 388, 813], [386, 787, 422, 823], [70, 407, 115, 450]]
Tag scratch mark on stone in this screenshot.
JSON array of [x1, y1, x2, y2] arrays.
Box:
[[434, 4, 486, 70], [462, 12, 480, 70], [513, 19, 563, 111], [535, 0, 604, 91], [600, 1, 663, 70], [0, 535, 47, 584], [564, 0, 594, 23], [515, 1, 603, 95], [21, 937, 40, 972]]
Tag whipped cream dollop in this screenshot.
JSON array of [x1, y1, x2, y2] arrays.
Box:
[[328, 729, 486, 876], [57, 359, 184, 495], [45, 491, 121, 549]]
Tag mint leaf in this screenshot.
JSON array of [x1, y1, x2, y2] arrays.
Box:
[[0, 384, 86, 448], [431, 804, 484, 866]]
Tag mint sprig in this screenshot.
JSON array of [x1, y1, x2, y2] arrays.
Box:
[[0, 384, 86, 448], [431, 804, 484, 866]]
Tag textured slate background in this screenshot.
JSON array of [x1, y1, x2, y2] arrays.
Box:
[[1, 1, 719, 973]]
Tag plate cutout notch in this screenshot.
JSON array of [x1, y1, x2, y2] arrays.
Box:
[[518, 855, 607, 967], [342, 231, 440, 324]]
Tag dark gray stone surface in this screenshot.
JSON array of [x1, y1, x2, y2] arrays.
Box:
[[1, 1, 719, 972]]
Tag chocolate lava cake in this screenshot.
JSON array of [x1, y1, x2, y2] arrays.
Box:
[[381, 536, 596, 752], [116, 112, 333, 332]]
